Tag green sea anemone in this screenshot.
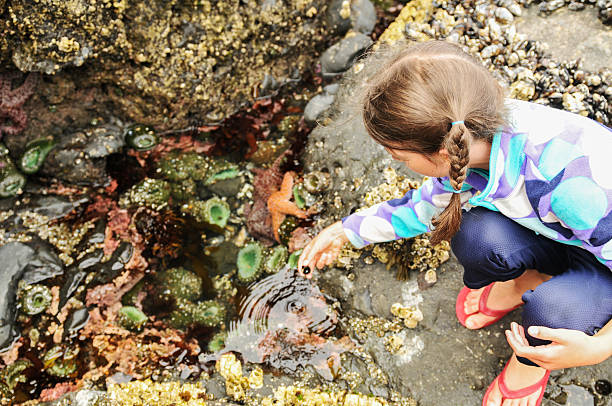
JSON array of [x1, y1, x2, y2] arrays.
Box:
[[0, 359, 32, 399], [159, 151, 209, 182], [121, 280, 145, 306], [287, 249, 303, 269], [292, 184, 315, 209], [236, 243, 264, 283], [168, 299, 226, 329], [170, 178, 197, 202], [303, 171, 331, 193], [120, 178, 171, 210], [20, 284, 52, 316], [156, 267, 203, 302], [207, 331, 227, 352], [264, 245, 288, 274], [0, 148, 26, 198], [118, 306, 148, 332], [19, 138, 56, 174], [124, 124, 159, 151], [182, 197, 230, 230], [42, 346, 79, 378], [204, 159, 239, 185]]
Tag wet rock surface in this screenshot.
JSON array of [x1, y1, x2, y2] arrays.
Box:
[[0, 0, 333, 130]]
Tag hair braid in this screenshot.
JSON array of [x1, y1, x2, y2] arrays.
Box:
[[430, 123, 471, 245]]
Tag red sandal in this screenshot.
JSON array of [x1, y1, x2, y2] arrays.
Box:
[[482, 360, 550, 406], [455, 283, 522, 329]]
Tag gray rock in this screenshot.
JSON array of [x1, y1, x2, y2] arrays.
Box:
[[563, 384, 595, 405], [320, 33, 373, 77], [21, 238, 64, 285], [304, 93, 336, 125], [0, 242, 35, 351], [40, 124, 124, 185], [326, 0, 377, 35]]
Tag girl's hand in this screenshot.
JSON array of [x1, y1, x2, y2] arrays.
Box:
[[297, 221, 349, 278], [505, 321, 610, 370]]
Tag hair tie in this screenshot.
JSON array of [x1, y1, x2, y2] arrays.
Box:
[[452, 189, 463, 194], [451, 120, 464, 126]]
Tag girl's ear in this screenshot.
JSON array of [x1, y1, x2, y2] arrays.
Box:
[[437, 147, 450, 162]]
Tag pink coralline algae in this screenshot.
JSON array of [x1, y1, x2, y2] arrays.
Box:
[[245, 150, 291, 246], [0, 72, 39, 138]]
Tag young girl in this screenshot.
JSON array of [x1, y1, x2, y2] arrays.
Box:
[[297, 41, 612, 406]]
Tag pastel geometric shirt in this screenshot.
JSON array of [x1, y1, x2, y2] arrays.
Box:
[[342, 99, 612, 271]]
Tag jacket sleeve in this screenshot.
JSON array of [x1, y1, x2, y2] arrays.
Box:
[[341, 177, 476, 248]]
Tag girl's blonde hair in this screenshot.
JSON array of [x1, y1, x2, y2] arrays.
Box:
[[362, 41, 506, 244]]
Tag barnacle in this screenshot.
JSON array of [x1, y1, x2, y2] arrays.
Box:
[[19, 137, 56, 174], [19, 284, 52, 315], [170, 178, 197, 202], [124, 124, 159, 151], [302, 170, 331, 193], [264, 245, 288, 274], [118, 306, 148, 332], [156, 267, 203, 303], [236, 242, 264, 284]]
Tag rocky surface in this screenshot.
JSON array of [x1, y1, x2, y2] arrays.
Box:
[[0, 0, 332, 129], [516, 4, 612, 71]]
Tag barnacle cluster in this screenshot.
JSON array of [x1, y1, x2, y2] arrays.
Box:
[[390, 303, 423, 329], [215, 353, 263, 402], [261, 385, 392, 406], [378, 237, 451, 280], [106, 380, 210, 405]]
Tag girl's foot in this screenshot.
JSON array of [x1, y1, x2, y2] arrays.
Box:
[[484, 354, 549, 406], [464, 281, 524, 329]]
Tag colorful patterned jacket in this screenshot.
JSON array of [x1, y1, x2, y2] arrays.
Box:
[[342, 99, 612, 271]]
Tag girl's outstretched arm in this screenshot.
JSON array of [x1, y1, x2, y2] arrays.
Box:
[[298, 176, 476, 277]]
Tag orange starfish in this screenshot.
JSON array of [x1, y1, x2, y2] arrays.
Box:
[[267, 171, 309, 243]]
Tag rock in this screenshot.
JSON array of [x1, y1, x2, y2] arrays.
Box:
[[21, 238, 64, 285], [2, 0, 332, 130], [63, 307, 90, 338], [326, 0, 377, 35], [0, 242, 35, 351], [562, 384, 595, 406], [320, 33, 374, 77], [304, 93, 336, 125], [38, 124, 124, 186], [495, 6, 514, 23]]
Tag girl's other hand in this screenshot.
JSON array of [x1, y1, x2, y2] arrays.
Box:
[[297, 221, 349, 278]]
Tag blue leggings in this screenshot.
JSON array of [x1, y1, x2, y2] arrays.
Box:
[[451, 207, 612, 367]]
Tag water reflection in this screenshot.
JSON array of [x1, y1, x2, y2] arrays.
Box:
[[204, 267, 353, 380]]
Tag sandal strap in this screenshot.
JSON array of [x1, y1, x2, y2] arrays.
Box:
[[498, 362, 551, 399], [478, 283, 520, 318]]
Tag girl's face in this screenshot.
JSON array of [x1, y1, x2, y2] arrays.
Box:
[[384, 147, 450, 178]]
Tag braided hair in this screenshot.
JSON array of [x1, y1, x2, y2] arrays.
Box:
[[361, 41, 506, 244]]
